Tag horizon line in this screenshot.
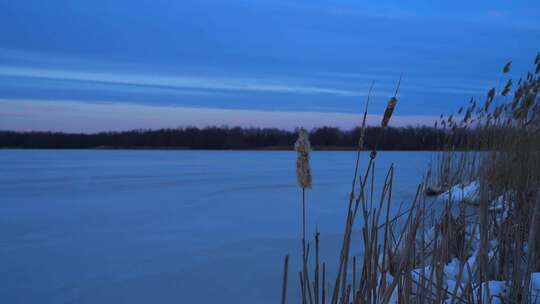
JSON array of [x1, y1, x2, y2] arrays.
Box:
[[0, 99, 439, 134]]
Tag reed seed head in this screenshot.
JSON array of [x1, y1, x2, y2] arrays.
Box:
[[512, 87, 524, 110], [463, 109, 472, 123], [523, 94, 534, 113], [381, 97, 398, 128], [503, 61, 512, 73], [502, 79, 512, 96], [294, 128, 312, 189], [488, 88, 496, 100], [484, 88, 496, 112]]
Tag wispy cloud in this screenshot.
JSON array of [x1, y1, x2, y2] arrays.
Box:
[[0, 75, 230, 97], [0, 65, 371, 97], [318, 71, 492, 96]]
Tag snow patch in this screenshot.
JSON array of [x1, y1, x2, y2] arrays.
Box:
[[436, 181, 479, 205]]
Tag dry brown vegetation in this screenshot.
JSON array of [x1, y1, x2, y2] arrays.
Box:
[[281, 52, 540, 303]]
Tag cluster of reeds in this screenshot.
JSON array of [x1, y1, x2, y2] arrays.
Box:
[[428, 53, 540, 302], [280, 52, 540, 303]]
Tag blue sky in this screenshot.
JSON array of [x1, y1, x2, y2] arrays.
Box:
[[1, 0, 539, 132]]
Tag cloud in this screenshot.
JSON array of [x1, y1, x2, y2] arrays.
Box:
[[0, 99, 438, 133], [0, 65, 371, 97]]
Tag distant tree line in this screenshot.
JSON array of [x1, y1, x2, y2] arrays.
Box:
[[0, 126, 451, 150]]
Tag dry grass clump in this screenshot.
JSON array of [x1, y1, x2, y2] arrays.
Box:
[[421, 53, 540, 301], [280, 52, 540, 303]]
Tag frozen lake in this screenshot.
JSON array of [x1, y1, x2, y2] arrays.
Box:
[[0, 150, 435, 303]]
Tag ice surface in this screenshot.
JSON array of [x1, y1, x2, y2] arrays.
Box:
[[0, 150, 434, 303]]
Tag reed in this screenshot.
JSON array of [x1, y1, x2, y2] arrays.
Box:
[[281, 52, 540, 303], [295, 127, 313, 304]]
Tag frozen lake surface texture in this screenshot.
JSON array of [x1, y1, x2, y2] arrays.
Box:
[[1, 150, 435, 303]]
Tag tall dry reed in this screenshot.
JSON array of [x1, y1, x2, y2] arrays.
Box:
[[295, 127, 313, 304]]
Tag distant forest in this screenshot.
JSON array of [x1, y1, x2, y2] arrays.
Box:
[[0, 126, 453, 150]]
